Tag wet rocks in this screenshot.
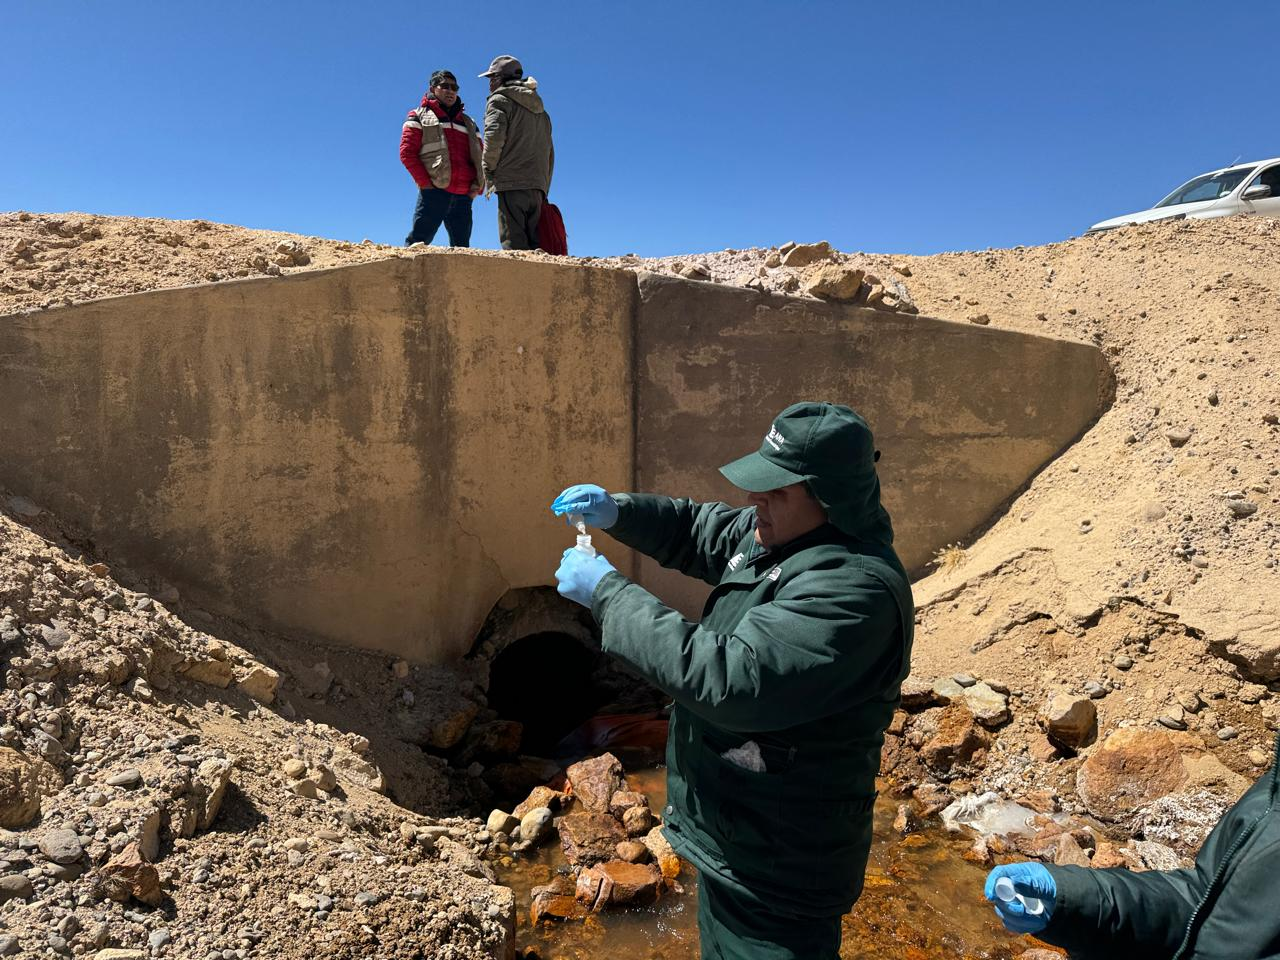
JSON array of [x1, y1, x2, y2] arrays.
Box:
[[643, 826, 682, 880], [566, 752, 625, 814], [558, 811, 626, 867], [575, 860, 663, 910], [1076, 729, 1188, 821], [1040, 694, 1097, 749], [616, 840, 649, 863], [514, 785, 568, 819], [486, 809, 520, 836], [530, 875, 588, 923], [519, 806, 554, 846], [0, 747, 40, 828]]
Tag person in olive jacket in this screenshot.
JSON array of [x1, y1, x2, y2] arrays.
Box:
[[552, 402, 914, 960], [985, 727, 1280, 959]]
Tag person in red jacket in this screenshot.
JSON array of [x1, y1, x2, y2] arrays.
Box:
[[399, 70, 485, 247]]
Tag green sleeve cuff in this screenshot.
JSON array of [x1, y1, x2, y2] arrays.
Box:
[[590, 569, 631, 625]]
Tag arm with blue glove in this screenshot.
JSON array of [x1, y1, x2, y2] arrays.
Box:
[[550, 483, 754, 586], [986, 858, 1206, 958]]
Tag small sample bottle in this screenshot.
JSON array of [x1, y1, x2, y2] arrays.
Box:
[[569, 513, 596, 557], [994, 877, 1045, 916]]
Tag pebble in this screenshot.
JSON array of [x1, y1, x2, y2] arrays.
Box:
[[1227, 500, 1258, 519], [316, 894, 334, 912], [38, 828, 83, 864], [1158, 714, 1188, 731], [148, 929, 171, 950], [1113, 654, 1134, 670], [282, 758, 307, 779], [106, 768, 143, 788], [0, 935, 18, 956], [355, 891, 379, 907], [952, 674, 977, 688], [1084, 681, 1108, 700], [1249, 747, 1269, 766], [1217, 726, 1238, 741]]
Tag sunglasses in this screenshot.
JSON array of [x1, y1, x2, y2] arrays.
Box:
[[435, 82, 458, 91]]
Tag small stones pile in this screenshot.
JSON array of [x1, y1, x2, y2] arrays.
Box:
[[482, 752, 682, 924]]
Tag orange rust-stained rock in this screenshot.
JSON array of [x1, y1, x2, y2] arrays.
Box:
[[575, 859, 663, 910], [100, 841, 163, 906], [565, 753, 625, 813], [557, 811, 626, 867], [921, 704, 989, 771], [514, 785, 569, 820], [530, 876, 588, 924], [608, 789, 647, 819], [1076, 728, 1189, 821], [642, 825, 682, 881]]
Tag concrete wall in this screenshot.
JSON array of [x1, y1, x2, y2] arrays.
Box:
[[632, 274, 1113, 616], [0, 253, 1111, 661], [0, 254, 635, 662]]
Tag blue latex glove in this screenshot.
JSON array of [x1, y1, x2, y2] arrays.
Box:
[[550, 484, 619, 529], [984, 863, 1056, 935], [555, 547, 616, 607]]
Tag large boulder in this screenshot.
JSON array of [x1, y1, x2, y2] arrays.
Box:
[[566, 753, 625, 814], [1076, 728, 1188, 821], [0, 748, 40, 828]]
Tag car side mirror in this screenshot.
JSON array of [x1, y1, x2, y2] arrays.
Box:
[[1242, 184, 1272, 200]]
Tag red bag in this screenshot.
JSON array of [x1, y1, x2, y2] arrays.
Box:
[[537, 199, 568, 255]]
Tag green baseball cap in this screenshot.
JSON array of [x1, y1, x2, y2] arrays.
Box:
[[719, 401, 893, 542]]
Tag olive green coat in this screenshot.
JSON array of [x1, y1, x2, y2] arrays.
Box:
[[590, 493, 914, 916]]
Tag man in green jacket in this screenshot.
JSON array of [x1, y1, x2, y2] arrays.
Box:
[[552, 401, 915, 960], [479, 55, 554, 251], [985, 727, 1280, 958]]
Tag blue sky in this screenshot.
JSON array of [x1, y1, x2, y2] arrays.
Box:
[[4, 1, 1276, 257]]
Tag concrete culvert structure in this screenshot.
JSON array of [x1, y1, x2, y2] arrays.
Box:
[[0, 251, 1112, 666]]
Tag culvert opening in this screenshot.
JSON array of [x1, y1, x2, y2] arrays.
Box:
[[486, 630, 604, 756]]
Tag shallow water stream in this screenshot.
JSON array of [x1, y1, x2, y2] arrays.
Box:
[[496, 768, 1043, 959]]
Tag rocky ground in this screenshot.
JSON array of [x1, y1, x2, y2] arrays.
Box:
[[2, 210, 1279, 959]]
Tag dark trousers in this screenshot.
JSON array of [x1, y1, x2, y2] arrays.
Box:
[[697, 871, 842, 960], [496, 189, 543, 250], [406, 188, 473, 247]]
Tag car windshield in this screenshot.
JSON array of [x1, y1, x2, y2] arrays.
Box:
[[1155, 168, 1254, 208]]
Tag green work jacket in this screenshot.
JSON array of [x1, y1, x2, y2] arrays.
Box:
[[590, 493, 914, 916], [1043, 728, 1280, 959]]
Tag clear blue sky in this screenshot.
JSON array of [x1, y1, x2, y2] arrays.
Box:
[[4, 1, 1276, 257]]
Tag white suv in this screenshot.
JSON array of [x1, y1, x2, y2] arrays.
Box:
[[1087, 157, 1280, 233]]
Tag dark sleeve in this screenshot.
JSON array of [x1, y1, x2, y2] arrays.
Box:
[[605, 493, 755, 586], [590, 566, 904, 734], [1039, 864, 1205, 958]]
